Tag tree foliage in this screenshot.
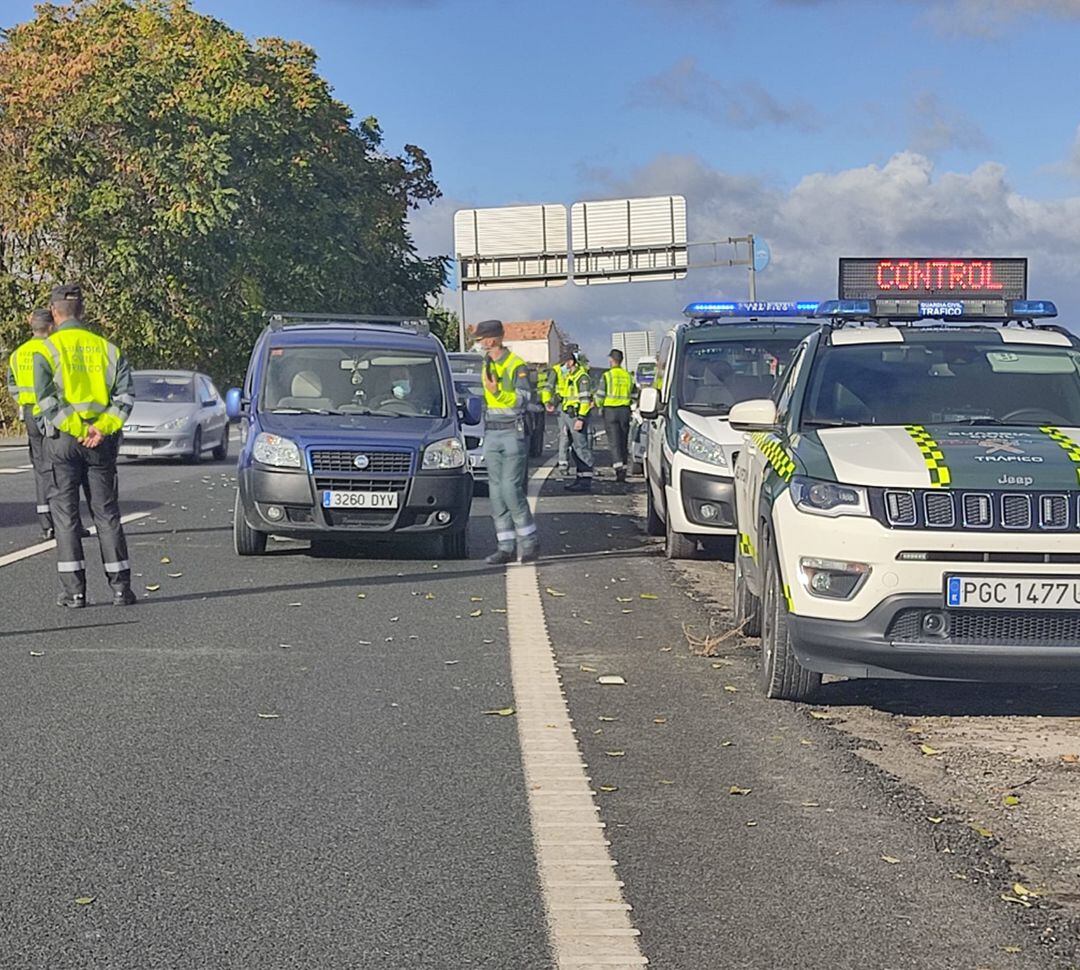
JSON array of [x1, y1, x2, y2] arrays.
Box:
[[0, 0, 446, 415]]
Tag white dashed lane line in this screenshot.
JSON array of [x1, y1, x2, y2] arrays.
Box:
[[506, 464, 648, 969], [0, 512, 152, 569]]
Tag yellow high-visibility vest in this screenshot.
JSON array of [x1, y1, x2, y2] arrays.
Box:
[[601, 366, 633, 407], [561, 364, 592, 416], [483, 350, 528, 418], [41, 326, 125, 437], [9, 336, 48, 410]]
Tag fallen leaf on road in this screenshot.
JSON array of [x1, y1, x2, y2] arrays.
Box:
[[444, 660, 459, 666], [640, 593, 658, 600], [711, 660, 733, 668], [615, 597, 632, 603], [1000, 894, 1032, 908], [167, 572, 183, 578], [425, 593, 436, 600], [746, 821, 758, 827], [160, 557, 171, 564], [469, 610, 483, 617], [287, 602, 301, 607], [1003, 946, 1022, 954], [357, 640, 372, 645], [545, 588, 566, 597], [971, 825, 994, 838], [75, 896, 95, 906], [621, 609, 633, 614], [579, 664, 596, 672], [927, 816, 944, 824], [881, 855, 901, 865], [808, 710, 838, 720], [723, 685, 738, 693], [605, 751, 626, 757], [470, 596, 483, 602], [491, 608, 508, 614], [729, 786, 752, 796], [659, 779, 674, 785], [145, 584, 160, 592], [1003, 795, 1021, 807], [482, 707, 516, 717], [598, 715, 617, 722], [29, 651, 44, 657], [1013, 882, 1039, 898], [799, 739, 814, 746], [598, 785, 618, 792], [653, 717, 667, 724], [1062, 753, 1080, 764], [257, 713, 280, 719], [920, 744, 942, 757], [802, 801, 820, 808], [597, 675, 626, 685], [660, 646, 672, 652], [356, 593, 366, 599], [720, 740, 734, 747]]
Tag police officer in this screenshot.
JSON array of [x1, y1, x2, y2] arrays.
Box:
[[601, 348, 634, 483], [558, 350, 595, 492], [548, 353, 573, 476], [475, 319, 540, 564], [33, 284, 137, 608], [7, 309, 58, 539]]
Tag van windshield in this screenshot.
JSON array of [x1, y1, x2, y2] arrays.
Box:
[[263, 346, 447, 418], [802, 340, 1080, 428], [678, 338, 804, 415]]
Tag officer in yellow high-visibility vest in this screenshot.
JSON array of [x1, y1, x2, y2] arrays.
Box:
[[601, 348, 635, 483], [557, 349, 595, 492], [6, 309, 57, 538], [32, 284, 137, 608], [475, 319, 539, 565]]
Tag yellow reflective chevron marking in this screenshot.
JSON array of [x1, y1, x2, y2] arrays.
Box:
[[1040, 426, 1080, 486], [751, 432, 795, 482], [738, 532, 756, 563], [783, 584, 795, 614], [904, 425, 951, 488]]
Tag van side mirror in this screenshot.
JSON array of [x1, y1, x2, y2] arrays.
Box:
[[728, 398, 778, 432], [225, 387, 246, 421], [637, 386, 660, 419], [460, 394, 483, 426]]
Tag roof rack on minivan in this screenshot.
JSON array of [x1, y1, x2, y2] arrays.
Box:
[[265, 311, 429, 334]]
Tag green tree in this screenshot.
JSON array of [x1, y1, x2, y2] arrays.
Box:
[[0, 0, 446, 428], [427, 306, 463, 351]]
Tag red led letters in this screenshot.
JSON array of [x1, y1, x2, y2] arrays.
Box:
[[875, 260, 1006, 293]]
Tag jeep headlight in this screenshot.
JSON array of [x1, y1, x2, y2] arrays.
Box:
[[790, 476, 869, 518], [677, 424, 728, 468], [423, 437, 466, 470], [157, 415, 192, 432], [253, 432, 303, 468]]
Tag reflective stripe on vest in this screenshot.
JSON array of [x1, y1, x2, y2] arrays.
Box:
[[43, 327, 125, 436], [602, 367, 633, 407], [9, 338, 48, 409], [483, 351, 527, 419], [562, 366, 591, 414]]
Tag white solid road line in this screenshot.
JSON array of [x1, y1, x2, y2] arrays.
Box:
[[0, 465, 34, 475], [0, 511, 152, 569], [505, 463, 648, 969]]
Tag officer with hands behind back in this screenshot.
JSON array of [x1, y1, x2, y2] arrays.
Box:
[[33, 284, 137, 608]]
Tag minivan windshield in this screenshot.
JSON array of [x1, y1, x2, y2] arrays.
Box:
[[678, 338, 804, 415], [133, 373, 194, 403], [263, 346, 447, 418], [801, 340, 1080, 428]]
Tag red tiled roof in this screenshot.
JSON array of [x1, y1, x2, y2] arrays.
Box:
[[467, 320, 555, 341]]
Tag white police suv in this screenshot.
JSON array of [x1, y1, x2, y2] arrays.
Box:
[[638, 302, 819, 558], [732, 257, 1080, 700]]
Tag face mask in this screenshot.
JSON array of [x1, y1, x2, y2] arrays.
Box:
[[392, 380, 411, 400]]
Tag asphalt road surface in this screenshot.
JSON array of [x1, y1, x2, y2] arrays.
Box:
[[1, 432, 1075, 969]]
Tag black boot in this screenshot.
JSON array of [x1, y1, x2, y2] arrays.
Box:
[[40, 527, 55, 542], [564, 477, 593, 492], [112, 588, 137, 607], [57, 590, 86, 609], [486, 548, 516, 565], [615, 468, 627, 483], [519, 542, 541, 564]]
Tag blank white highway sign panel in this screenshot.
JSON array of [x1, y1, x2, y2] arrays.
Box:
[[454, 204, 568, 290], [572, 195, 687, 285]]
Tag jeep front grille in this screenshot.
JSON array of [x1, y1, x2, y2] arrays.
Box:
[[874, 488, 1078, 533]]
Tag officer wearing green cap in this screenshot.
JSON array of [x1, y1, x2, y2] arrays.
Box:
[[474, 319, 539, 564], [33, 284, 137, 608]]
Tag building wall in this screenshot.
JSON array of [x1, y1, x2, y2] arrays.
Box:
[[505, 338, 551, 365]]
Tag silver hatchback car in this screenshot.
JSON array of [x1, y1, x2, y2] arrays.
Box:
[[120, 370, 230, 461]]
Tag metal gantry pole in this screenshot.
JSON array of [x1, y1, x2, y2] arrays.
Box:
[[457, 257, 468, 351], [747, 234, 757, 301]]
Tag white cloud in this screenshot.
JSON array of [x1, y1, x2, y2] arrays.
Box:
[[412, 152, 1080, 359]]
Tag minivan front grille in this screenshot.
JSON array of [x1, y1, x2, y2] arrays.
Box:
[[310, 450, 413, 474], [873, 489, 1079, 533]]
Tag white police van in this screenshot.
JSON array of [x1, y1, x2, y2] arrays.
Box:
[[638, 302, 819, 559], [732, 258, 1080, 700]]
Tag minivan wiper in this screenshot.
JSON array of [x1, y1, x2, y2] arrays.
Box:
[[952, 416, 1006, 426], [271, 406, 334, 415], [801, 417, 866, 429]]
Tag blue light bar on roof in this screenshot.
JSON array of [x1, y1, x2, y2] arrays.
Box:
[[813, 298, 1057, 321], [813, 300, 873, 318], [1010, 300, 1057, 318], [683, 300, 820, 319]]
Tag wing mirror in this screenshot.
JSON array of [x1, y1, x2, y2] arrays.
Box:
[[728, 399, 779, 432], [459, 394, 483, 426], [637, 386, 660, 419], [225, 387, 246, 421]]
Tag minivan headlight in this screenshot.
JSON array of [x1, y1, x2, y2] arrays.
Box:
[[423, 437, 466, 470], [253, 432, 303, 468], [789, 476, 869, 517], [677, 423, 728, 468]]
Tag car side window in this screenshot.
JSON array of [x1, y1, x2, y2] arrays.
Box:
[[198, 376, 215, 403], [655, 335, 674, 397], [772, 346, 805, 427]]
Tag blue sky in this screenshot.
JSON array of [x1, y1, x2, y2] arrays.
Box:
[[6, 0, 1080, 353]]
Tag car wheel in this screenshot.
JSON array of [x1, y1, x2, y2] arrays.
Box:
[[440, 528, 468, 560], [233, 489, 267, 556], [760, 543, 821, 701], [733, 545, 761, 638], [187, 427, 203, 463], [212, 426, 229, 461], [664, 512, 697, 560], [644, 473, 664, 536]]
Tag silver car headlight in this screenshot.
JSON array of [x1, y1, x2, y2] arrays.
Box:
[[423, 437, 466, 470], [789, 476, 869, 518], [157, 415, 193, 432], [677, 424, 728, 468], [253, 432, 303, 468]]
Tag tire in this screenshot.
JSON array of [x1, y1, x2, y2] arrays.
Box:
[[440, 528, 468, 560], [645, 473, 664, 536], [760, 544, 821, 701], [187, 427, 203, 463], [664, 513, 697, 560], [233, 489, 267, 556], [733, 546, 761, 638], [212, 426, 229, 461]]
